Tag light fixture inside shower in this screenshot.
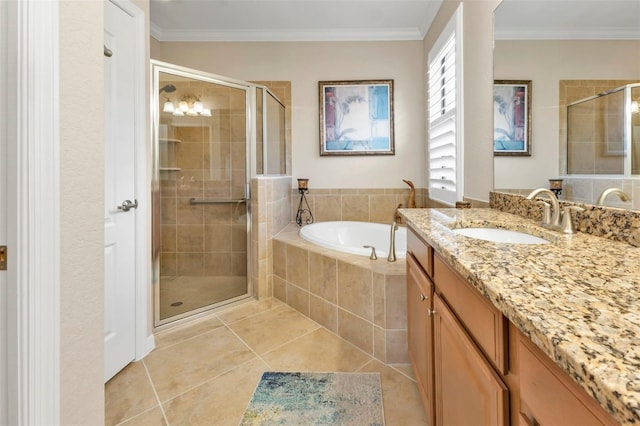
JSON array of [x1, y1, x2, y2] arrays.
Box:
[[163, 93, 211, 117]]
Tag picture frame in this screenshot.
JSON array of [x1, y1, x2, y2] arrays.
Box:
[[319, 80, 394, 156], [493, 80, 532, 156]]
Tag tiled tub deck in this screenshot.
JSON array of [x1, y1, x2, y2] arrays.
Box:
[[272, 224, 409, 364]]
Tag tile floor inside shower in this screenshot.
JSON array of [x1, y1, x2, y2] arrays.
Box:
[[159, 275, 247, 319], [106, 297, 427, 426]]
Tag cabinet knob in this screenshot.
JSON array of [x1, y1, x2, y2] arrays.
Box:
[[428, 308, 437, 316], [420, 294, 427, 301]]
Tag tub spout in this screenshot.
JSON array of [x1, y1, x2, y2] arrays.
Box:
[[387, 221, 398, 262]]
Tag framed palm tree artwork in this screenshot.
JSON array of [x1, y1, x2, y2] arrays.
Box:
[[493, 80, 532, 156], [319, 80, 394, 156]]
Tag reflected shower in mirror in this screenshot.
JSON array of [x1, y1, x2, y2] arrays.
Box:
[[493, 0, 640, 209]]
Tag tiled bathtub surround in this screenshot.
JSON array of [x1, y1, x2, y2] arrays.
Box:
[[490, 190, 640, 247], [251, 176, 292, 299], [291, 187, 429, 224], [272, 224, 409, 364]]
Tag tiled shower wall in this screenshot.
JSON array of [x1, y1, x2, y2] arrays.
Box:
[[561, 79, 637, 175], [558, 80, 639, 204], [160, 122, 247, 279]]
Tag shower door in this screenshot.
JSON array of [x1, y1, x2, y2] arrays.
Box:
[[153, 62, 251, 326]]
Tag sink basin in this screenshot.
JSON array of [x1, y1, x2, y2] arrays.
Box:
[[452, 228, 550, 244]]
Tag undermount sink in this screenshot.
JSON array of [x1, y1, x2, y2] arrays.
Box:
[[452, 228, 550, 244]]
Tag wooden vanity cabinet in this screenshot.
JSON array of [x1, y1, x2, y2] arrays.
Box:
[[406, 230, 435, 425], [406, 228, 619, 426], [434, 254, 508, 375], [433, 294, 509, 426], [516, 331, 618, 426]]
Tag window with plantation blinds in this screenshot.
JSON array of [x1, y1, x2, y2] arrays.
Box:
[[427, 5, 462, 206]]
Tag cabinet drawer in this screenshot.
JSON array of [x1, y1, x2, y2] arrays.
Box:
[[408, 227, 433, 278], [407, 253, 433, 299], [434, 254, 508, 374], [518, 334, 618, 426]]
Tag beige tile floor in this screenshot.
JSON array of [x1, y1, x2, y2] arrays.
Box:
[[106, 298, 428, 426]]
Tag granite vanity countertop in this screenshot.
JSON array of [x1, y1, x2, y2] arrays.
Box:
[[399, 208, 640, 425]]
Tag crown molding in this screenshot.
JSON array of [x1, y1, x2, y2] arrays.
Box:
[[151, 23, 424, 42], [495, 26, 640, 40]]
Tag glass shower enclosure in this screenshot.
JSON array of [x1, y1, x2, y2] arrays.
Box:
[[567, 83, 640, 175], [152, 61, 286, 327]]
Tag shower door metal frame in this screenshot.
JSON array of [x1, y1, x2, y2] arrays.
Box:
[[151, 60, 255, 328], [261, 88, 287, 175]]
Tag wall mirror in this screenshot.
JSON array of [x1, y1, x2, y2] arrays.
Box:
[[493, 0, 640, 208]]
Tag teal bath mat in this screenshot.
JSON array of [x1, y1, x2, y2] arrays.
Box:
[[240, 372, 384, 425]]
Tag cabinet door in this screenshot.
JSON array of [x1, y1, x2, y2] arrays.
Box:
[[518, 333, 618, 426], [407, 253, 435, 425], [434, 295, 509, 426]]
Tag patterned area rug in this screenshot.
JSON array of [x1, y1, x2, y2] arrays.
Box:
[[240, 372, 384, 425]]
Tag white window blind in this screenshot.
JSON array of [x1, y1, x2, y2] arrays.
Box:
[[427, 5, 462, 206]]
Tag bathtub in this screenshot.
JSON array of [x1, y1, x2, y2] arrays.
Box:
[[299, 221, 407, 259]]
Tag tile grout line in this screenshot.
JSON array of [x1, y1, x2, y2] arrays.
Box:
[[142, 303, 291, 409], [223, 321, 279, 370], [114, 405, 162, 426], [153, 299, 285, 352], [141, 359, 171, 426], [155, 355, 264, 409]]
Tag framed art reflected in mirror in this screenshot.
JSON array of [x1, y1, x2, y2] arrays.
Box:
[[493, 80, 531, 156]]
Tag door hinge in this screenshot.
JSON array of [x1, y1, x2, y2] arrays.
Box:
[[0, 246, 6, 270]]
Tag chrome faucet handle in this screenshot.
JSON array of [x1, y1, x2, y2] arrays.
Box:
[[363, 245, 377, 260], [560, 206, 584, 234], [536, 201, 551, 225]]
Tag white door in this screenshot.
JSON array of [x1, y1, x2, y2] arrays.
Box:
[[104, 0, 138, 382], [0, 0, 7, 418], [0, 0, 9, 420]]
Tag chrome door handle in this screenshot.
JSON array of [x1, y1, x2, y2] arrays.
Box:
[[117, 199, 138, 212]]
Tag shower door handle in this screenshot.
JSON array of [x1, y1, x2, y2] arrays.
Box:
[[118, 199, 138, 212]]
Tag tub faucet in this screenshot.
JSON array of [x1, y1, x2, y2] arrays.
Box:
[[363, 245, 378, 260], [526, 188, 561, 227], [387, 221, 398, 262], [596, 187, 630, 206]]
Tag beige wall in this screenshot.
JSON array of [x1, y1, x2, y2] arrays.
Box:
[[152, 40, 426, 190], [59, 1, 105, 423], [494, 40, 640, 190], [59, 0, 150, 422]]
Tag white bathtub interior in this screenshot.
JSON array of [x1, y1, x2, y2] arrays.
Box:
[[299, 221, 407, 258]]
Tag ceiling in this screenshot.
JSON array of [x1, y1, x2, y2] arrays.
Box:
[[149, 0, 443, 41], [150, 0, 640, 42]]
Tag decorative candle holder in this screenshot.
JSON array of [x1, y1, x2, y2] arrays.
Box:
[[296, 179, 314, 226], [549, 178, 563, 198]]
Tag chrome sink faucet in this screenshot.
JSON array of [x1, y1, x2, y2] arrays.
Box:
[[596, 187, 630, 206], [526, 188, 561, 227], [387, 221, 398, 262]]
